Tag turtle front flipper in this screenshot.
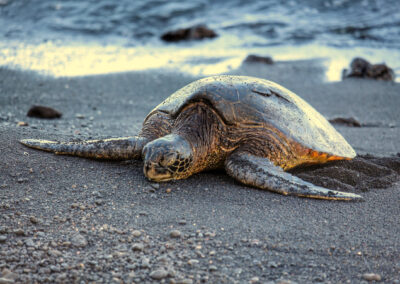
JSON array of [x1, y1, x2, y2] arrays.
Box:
[[20, 136, 148, 160], [225, 151, 363, 201]]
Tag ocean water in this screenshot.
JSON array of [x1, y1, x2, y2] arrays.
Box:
[[1, 0, 399, 79]]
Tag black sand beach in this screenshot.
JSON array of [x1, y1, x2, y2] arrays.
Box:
[[0, 61, 399, 283]]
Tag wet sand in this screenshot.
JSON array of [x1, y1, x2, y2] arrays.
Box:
[[0, 61, 399, 283]]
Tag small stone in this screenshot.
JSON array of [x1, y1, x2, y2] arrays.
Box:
[[132, 230, 142, 237], [17, 121, 28, 127], [178, 220, 187, 225], [17, 178, 28, 183], [70, 233, 88, 248], [149, 269, 168, 280], [25, 238, 35, 247], [250, 276, 260, 283], [166, 188, 172, 193], [14, 229, 25, 236], [169, 230, 181, 238], [188, 259, 199, 266], [0, 236, 7, 243], [29, 216, 39, 224], [209, 265, 217, 271], [27, 105, 62, 119], [132, 243, 144, 251], [362, 273, 382, 281], [244, 54, 274, 65], [0, 278, 14, 284], [95, 199, 104, 205], [75, 114, 85, 119], [161, 25, 217, 42]]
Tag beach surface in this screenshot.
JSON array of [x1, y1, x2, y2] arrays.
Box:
[[0, 61, 399, 283]]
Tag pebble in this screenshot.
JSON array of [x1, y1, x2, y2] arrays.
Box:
[[132, 243, 144, 251], [178, 220, 187, 225], [0, 236, 6, 243], [75, 114, 85, 119], [250, 276, 260, 283], [25, 238, 35, 247], [0, 278, 14, 284], [209, 265, 218, 271], [188, 259, 199, 266], [70, 233, 88, 248], [132, 230, 142, 237], [14, 229, 25, 236], [362, 273, 382, 281], [169, 230, 181, 238], [149, 269, 168, 280], [29, 216, 39, 224]]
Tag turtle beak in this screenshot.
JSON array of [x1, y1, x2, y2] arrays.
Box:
[[143, 162, 173, 182]]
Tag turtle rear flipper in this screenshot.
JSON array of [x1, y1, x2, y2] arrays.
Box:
[[20, 136, 148, 160], [225, 151, 363, 201]]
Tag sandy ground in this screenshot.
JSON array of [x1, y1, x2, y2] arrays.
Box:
[[0, 61, 399, 283]]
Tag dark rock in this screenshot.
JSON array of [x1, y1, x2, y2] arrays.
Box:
[[342, 57, 395, 81], [27, 105, 62, 119], [329, 117, 362, 127], [161, 25, 217, 42], [243, 54, 274, 65]]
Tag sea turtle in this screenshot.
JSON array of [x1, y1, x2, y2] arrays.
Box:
[[20, 75, 361, 200]]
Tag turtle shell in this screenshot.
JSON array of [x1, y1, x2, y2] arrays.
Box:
[[147, 75, 356, 158]]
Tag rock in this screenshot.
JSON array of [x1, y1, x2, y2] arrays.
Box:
[[132, 243, 144, 251], [243, 54, 274, 65], [27, 105, 62, 119], [132, 230, 142, 237], [342, 57, 395, 81], [250, 276, 260, 283], [75, 114, 85, 119], [149, 269, 168, 280], [169, 230, 181, 238], [70, 233, 88, 248], [0, 236, 6, 243], [161, 25, 217, 42], [25, 238, 35, 247], [362, 273, 382, 281], [328, 117, 362, 127], [17, 121, 28, 127], [187, 259, 199, 266], [0, 278, 14, 284], [29, 216, 39, 224], [14, 229, 25, 236], [178, 220, 187, 225]]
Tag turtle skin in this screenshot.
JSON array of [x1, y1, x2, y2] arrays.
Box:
[[20, 75, 362, 201]]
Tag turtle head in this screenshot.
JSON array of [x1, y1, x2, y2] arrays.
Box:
[[142, 134, 194, 182]]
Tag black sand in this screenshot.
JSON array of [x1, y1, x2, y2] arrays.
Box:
[[0, 62, 399, 283]]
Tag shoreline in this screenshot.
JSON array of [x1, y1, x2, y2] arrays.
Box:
[[1, 40, 399, 81]]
